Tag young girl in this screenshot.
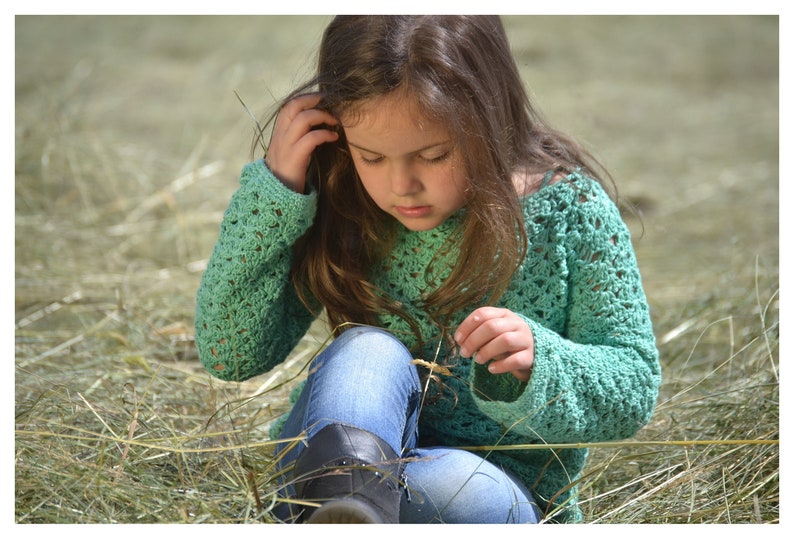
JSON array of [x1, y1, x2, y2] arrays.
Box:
[[195, 15, 661, 524]]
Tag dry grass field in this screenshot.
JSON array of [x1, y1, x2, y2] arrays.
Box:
[[15, 15, 779, 524]]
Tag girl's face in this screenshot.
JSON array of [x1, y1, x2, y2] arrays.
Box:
[[341, 94, 468, 231]]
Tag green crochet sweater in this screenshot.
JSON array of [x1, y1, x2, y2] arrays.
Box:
[[195, 159, 661, 522]]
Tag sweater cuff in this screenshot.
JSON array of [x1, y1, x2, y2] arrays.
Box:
[[239, 159, 317, 229], [469, 316, 554, 424]]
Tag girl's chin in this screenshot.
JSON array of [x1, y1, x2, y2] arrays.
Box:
[[393, 215, 447, 231]]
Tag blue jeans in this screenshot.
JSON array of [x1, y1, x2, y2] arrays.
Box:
[[275, 326, 541, 524]]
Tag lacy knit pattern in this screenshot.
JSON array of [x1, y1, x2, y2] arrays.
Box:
[[195, 159, 661, 522]]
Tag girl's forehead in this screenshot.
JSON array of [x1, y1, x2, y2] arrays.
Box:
[[341, 93, 442, 133]]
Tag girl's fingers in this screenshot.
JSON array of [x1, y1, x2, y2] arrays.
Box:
[[454, 307, 506, 354], [487, 352, 533, 381], [455, 307, 513, 358], [471, 329, 527, 365], [283, 108, 339, 144], [455, 307, 535, 379], [287, 128, 339, 168], [278, 93, 324, 122], [278, 94, 337, 131], [267, 94, 339, 191]]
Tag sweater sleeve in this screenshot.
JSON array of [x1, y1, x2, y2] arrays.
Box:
[[471, 178, 661, 443], [194, 160, 317, 381]]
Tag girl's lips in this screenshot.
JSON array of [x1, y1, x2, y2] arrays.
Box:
[[395, 205, 433, 218]]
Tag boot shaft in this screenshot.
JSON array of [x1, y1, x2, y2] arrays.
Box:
[[293, 423, 405, 523]]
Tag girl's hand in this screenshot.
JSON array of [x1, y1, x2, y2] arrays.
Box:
[[455, 307, 535, 382], [265, 93, 339, 193]]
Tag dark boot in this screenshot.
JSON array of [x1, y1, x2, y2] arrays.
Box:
[[292, 423, 404, 523]]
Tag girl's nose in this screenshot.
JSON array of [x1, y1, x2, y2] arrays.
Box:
[[390, 164, 422, 197]]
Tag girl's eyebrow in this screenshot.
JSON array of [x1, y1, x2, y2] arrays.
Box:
[[346, 140, 450, 155]]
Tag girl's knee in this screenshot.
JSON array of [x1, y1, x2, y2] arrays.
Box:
[[337, 325, 407, 351], [325, 326, 414, 367], [308, 326, 421, 395]]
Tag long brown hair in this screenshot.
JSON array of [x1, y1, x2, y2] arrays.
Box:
[[260, 16, 608, 350]]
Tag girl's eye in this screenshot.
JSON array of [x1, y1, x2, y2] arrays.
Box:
[[360, 154, 384, 165], [419, 151, 450, 164]]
